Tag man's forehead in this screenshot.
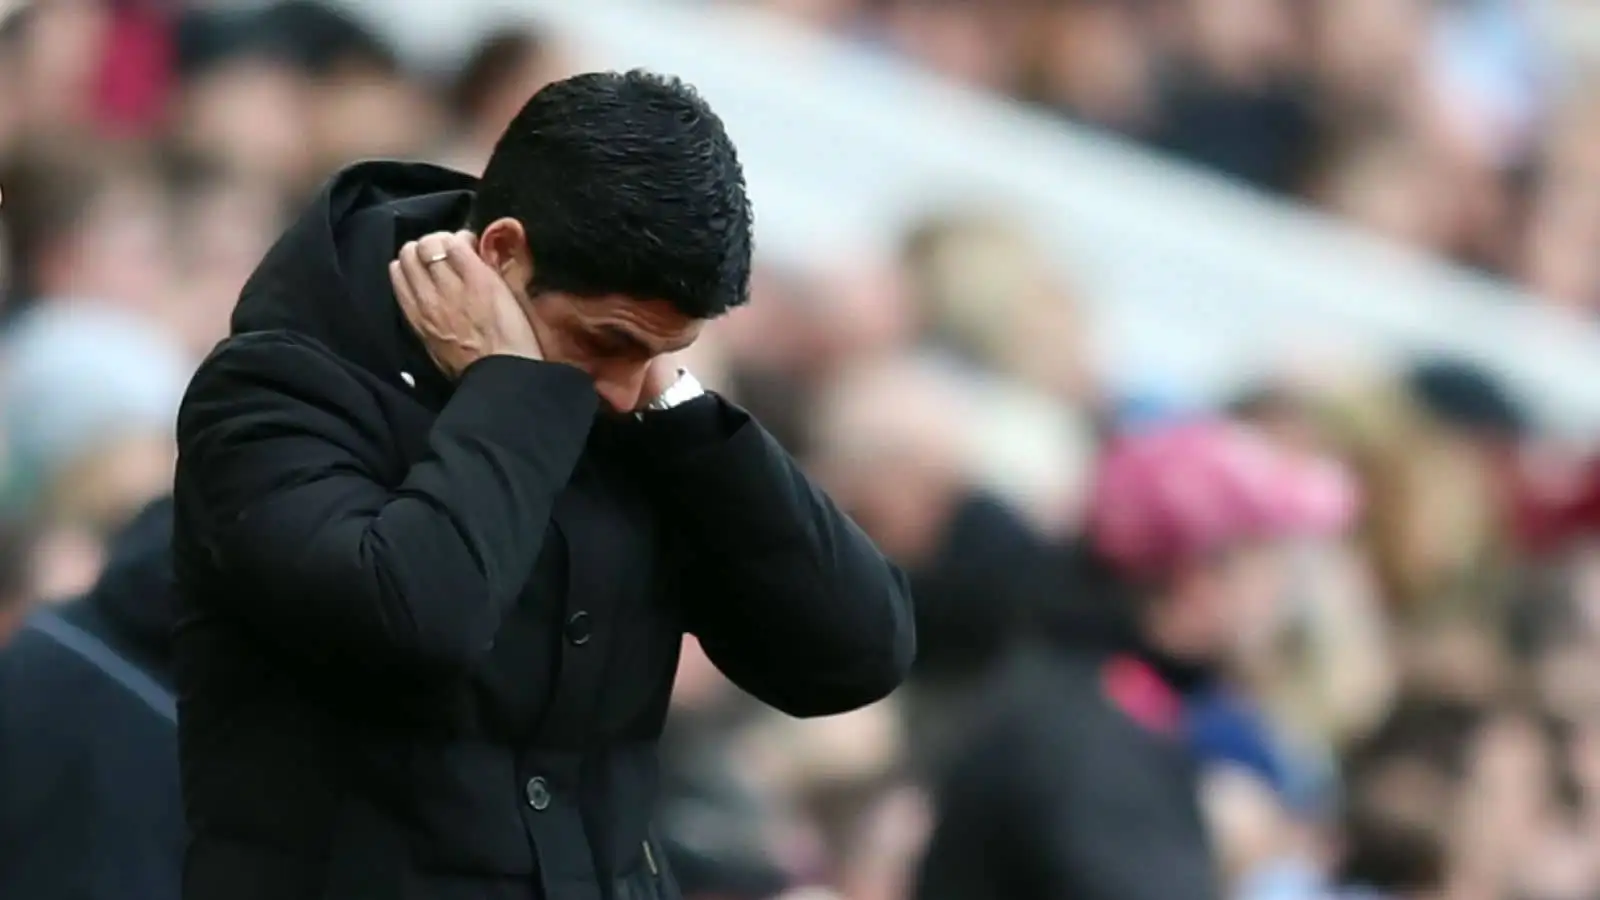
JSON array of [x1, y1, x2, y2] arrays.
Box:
[[571, 295, 702, 351], [576, 294, 694, 329]]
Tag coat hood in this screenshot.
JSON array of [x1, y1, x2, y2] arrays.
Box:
[[230, 160, 477, 398]]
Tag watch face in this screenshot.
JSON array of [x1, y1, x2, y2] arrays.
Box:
[[656, 371, 703, 410]]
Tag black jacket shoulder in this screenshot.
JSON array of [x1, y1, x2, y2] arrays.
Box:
[[916, 648, 1217, 900]]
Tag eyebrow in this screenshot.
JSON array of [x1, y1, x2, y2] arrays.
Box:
[[595, 324, 664, 358], [595, 324, 693, 357]]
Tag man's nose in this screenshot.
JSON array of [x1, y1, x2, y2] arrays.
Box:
[[593, 366, 648, 413]]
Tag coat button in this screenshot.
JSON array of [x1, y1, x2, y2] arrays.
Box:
[[565, 611, 592, 646], [525, 777, 551, 811]]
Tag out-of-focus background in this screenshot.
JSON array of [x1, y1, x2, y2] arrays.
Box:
[[7, 0, 1600, 898]]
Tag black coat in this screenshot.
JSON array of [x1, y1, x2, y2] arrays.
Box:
[[913, 548, 1217, 900], [170, 161, 915, 900], [0, 498, 181, 900]]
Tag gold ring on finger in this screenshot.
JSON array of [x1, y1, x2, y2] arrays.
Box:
[[424, 252, 449, 265]]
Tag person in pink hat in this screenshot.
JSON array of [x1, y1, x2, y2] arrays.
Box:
[[915, 418, 1359, 900], [1086, 419, 1359, 666]]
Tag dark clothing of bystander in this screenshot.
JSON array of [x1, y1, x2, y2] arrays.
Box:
[[0, 498, 181, 900], [914, 545, 1218, 900]]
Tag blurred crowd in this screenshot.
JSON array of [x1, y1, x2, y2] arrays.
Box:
[[742, 0, 1600, 317], [4, 1, 1600, 900]]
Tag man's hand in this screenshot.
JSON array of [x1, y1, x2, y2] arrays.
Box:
[[635, 354, 683, 411], [390, 231, 543, 378]]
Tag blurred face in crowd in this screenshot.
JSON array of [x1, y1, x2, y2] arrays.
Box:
[[473, 45, 574, 144], [804, 359, 974, 566], [1315, 137, 1452, 254], [1454, 714, 1563, 898], [0, 34, 18, 155], [29, 523, 104, 603], [1400, 621, 1508, 706], [176, 57, 315, 191], [1312, 0, 1430, 113], [1522, 108, 1600, 313], [10, 0, 111, 136], [1523, 182, 1600, 315], [46, 433, 176, 537], [1181, 0, 1302, 86], [1154, 540, 1294, 664], [164, 176, 284, 354], [31, 166, 173, 311], [1024, 0, 1156, 131], [881, 0, 1022, 92], [763, 0, 864, 31], [310, 63, 441, 176]]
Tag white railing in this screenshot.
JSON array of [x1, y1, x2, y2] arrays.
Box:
[[331, 0, 1600, 438]]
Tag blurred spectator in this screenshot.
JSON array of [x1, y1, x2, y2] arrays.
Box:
[[659, 636, 801, 899], [0, 518, 36, 648], [874, 0, 1023, 92], [0, 303, 188, 547], [1017, 0, 1161, 135], [914, 420, 1356, 900], [438, 25, 575, 175], [1333, 713, 1460, 900], [3, 1, 1600, 897], [1153, 0, 1318, 192], [265, 1, 440, 179], [171, 7, 317, 192], [3, 0, 116, 141], [901, 210, 1098, 407], [746, 0, 1599, 320], [158, 154, 287, 355], [0, 143, 173, 319], [1521, 95, 1600, 314], [0, 497, 178, 900], [1305, 131, 1457, 254]]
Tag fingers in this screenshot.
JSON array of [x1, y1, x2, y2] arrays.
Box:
[[396, 240, 428, 313], [436, 230, 496, 293], [417, 232, 468, 296], [389, 256, 420, 323], [396, 239, 450, 323]]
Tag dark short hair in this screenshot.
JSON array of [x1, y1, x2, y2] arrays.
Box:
[[470, 70, 753, 320]]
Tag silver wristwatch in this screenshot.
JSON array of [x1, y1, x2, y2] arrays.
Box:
[[640, 368, 705, 414]]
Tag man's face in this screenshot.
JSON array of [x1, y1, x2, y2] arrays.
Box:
[[526, 291, 702, 412], [478, 217, 703, 411]]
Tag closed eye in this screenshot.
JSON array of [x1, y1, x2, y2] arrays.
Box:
[[586, 325, 654, 359]]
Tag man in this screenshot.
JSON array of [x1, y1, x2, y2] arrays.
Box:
[[0, 497, 180, 900], [171, 70, 915, 900], [914, 420, 1356, 900]]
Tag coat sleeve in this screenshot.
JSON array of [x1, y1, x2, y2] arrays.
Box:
[[632, 395, 915, 717], [176, 332, 598, 676]]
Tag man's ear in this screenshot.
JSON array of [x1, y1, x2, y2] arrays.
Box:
[[477, 217, 534, 286]]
